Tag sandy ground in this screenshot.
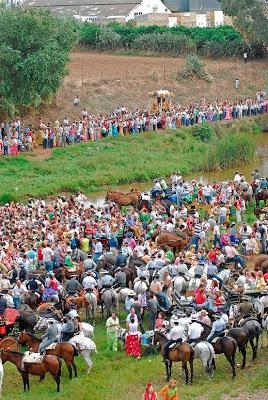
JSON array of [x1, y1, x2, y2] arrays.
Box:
[[25, 51, 267, 125]]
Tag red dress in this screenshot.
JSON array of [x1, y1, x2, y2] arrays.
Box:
[[125, 333, 141, 357]]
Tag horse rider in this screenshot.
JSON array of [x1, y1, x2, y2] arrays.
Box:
[[115, 251, 127, 269], [251, 169, 260, 182], [60, 314, 75, 342], [39, 319, 58, 354], [170, 312, 189, 336], [0, 293, 7, 316], [83, 254, 97, 273], [82, 271, 97, 290], [26, 274, 42, 296], [239, 176, 250, 192], [187, 315, 204, 344], [237, 296, 254, 321], [207, 314, 227, 343], [151, 179, 162, 199], [66, 275, 83, 296], [113, 267, 126, 293], [150, 273, 170, 312], [207, 261, 223, 289], [164, 315, 185, 361]]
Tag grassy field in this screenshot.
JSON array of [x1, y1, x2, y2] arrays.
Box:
[[2, 312, 268, 400], [0, 120, 257, 204], [25, 52, 268, 125]]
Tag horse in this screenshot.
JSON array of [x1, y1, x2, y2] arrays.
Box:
[[173, 276, 189, 296], [122, 266, 137, 288], [228, 328, 248, 368], [37, 303, 64, 321], [211, 336, 237, 379], [156, 233, 187, 254], [23, 292, 41, 310], [97, 254, 116, 271], [239, 187, 253, 207], [101, 289, 118, 318], [16, 304, 38, 333], [255, 254, 268, 274], [153, 330, 192, 383], [84, 291, 98, 325], [0, 350, 61, 392], [189, 342, 215, 380], [33, 317, 94, 338], [255, 189, 268, 208], [238, 319, 262, 361], [133, 278, 149, 295], [18, 332, 77, 380], [105, 190, 140, 208]]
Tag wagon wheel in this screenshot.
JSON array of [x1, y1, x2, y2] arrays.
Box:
[[0, 337, 18, 351]]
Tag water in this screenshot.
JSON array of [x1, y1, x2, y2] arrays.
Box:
[[85, 133, 268, 206]]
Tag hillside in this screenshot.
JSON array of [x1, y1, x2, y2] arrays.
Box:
[[25, 52, 267, 125]]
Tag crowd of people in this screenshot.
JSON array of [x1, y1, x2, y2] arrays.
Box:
[[0, 168, 267, 394], [0, 91, 267, 155]]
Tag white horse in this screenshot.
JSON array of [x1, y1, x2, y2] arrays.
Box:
[[189, 277, 200, 292], [33, 317, 94, 338], [173, 276, 189, 295], [218, 269, 231, 285], [192, 342, 215, 379], [133, 278, 149, 295], [118, 288, 133, 303], [260, 315, 268, 347], [0, 357, 3, 396], [253, 296, 268, 317]]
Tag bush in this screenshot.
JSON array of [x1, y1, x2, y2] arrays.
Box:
[[174, 54, 210, 81], [192, 123, 215, 142], [96, 27, 122, 51], [132, 32, 195, 55]]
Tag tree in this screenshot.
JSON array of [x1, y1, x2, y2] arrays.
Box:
[[220, 0, 268, 46], [0, 9, 79, 118]]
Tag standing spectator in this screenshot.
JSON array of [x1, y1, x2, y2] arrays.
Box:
[[106, 312, 120, 352], [147, 292, 158, 330], [12, 279, 27, 309]]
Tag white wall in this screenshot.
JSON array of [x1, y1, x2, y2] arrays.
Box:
[[214, 10, 224, 26], [127, 0, 170, 21], [196, 13, 207, 27]]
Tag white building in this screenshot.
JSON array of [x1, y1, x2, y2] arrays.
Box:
[[126, 0, 171, 21]]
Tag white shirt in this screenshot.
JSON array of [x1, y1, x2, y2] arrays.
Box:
[[12, 284, 27, 298], [94, 242, 103, 253], [168, 325, 185, 341], [42, 247, 53, 262], [188, 322, 204, 339], [82, 276, 97, 289]]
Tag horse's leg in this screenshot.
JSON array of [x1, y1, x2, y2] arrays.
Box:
[[226, 353, 236, 379], [169, 361, 172, 380], [71, 357, 78, 378], [165, 361, 169, 382], [21, 373, 27, 391], [249, 338, 256, 361], [240, 345, 246, 369], [66, 361, 72, 379], [189, 357, 194, 384], [39, 374, 45, 381], [182, 361, 189, 385]]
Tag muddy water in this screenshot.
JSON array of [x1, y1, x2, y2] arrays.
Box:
[[86, 133, 268, 206]]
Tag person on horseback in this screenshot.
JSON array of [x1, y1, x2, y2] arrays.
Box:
[[60, 314, 75, 342], [239, 176, 250, 192], [164, 316, 185, 361], [39, 319, 58, 354], [237, 296, 254, 321], [207, 314, 226, 343], [83, 255, 97, 272], [187, 315, 204, 344], [66, 275, 82, 296], [257, 177, 268, 194], [113, 267, 126, 292]]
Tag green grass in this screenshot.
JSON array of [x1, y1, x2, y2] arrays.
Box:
[[2, 313, 268, 400], [0, 121, 257, 204]]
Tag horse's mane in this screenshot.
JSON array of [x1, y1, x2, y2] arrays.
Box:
[[24, 332, 40, 342], [156, 330, 168, 340]]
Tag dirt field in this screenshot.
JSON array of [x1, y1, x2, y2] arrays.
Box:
[[26, 52, 267, 124]]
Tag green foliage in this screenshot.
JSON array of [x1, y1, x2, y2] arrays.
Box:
[[192, 123, 215, 142], [0, 9, 78, 118], [220, 0, 268, 46], [78, 23, 266, 58], [174, 54, 210, 81], [96, 27, 122, 51]]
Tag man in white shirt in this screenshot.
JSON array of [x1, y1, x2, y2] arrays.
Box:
[[82, 271, 97, 290], [188, 315, 204, 343], [42, 245, 54, 272], [12, 279, 27, 309], [164, 316, 185, 360], [233, 171, 241, 184]]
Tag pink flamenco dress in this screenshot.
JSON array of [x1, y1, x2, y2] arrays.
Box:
[[125, 322, 141, 358], [225, 106, 233, 121]]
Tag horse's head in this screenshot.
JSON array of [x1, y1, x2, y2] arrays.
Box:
[[17, 331, 28, 345], [33, 317, 47, 333]]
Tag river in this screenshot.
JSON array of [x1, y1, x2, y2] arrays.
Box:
[[86, 133, 268, 206]]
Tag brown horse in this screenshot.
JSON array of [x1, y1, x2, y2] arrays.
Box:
[[153, 330, 192, 383], [156, 233, 187, 253], [255, 189, 268, 208], [211, 336, 237, 378], [255, 254, 268, 274], [105, 190, 140, 208], [1, 350, 61, 392], [18, 332, 77, 379], [23, 292, 41, 310]]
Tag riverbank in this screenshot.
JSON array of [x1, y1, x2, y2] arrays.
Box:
[[0, 118, 259, 204]]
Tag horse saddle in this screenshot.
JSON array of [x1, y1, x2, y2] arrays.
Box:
[[45, 342, 58, 350], [238, 316, 258, 326], [168, 339, 183, 350], [22, 351, 44, 365], [211, 331, 228, 343]]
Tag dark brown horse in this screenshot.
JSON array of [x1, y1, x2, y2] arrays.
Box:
[[23, 292, 41, 310], [18, 332, 77, 379], [1, 350, 61, 392], [212, 336, 237, 378], [153, 330, 192, 383], [255, 254, 268, 274], [228, 328, 248, 368]]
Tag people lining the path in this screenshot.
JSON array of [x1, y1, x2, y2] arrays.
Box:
[[0, 92, 267, 155]]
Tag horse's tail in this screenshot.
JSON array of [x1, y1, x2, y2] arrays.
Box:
[[57, 357, 62, 378], [72, 344, 79, 357]]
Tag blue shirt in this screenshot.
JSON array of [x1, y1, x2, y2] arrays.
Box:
[[211, 318, 226, 334]]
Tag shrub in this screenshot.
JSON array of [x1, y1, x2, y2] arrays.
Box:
[[96, 27, 121, 51], [174, 54, 210, 81], [192, 123, 215, 142]]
